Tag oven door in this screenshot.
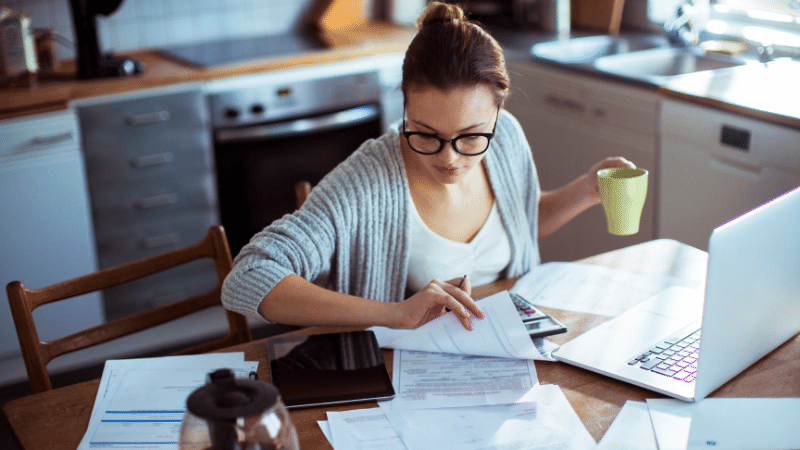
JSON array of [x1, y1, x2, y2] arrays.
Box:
[[214, 104, 383, 256]]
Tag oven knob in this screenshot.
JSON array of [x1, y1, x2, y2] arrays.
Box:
[[251, 104, 265, 115], [224, 108, 240, 119]]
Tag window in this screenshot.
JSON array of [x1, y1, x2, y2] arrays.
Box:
[[713, 0, 800, 18], [708, 0, 800, 49]]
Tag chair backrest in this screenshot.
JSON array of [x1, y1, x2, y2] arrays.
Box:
[[295, 180, 312, 209], [6, 225, 252, 393]]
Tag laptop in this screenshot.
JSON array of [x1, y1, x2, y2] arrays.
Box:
[[552, 186, 800, 402]]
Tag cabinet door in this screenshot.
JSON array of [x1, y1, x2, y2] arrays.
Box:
[[0, 110, 104, 359], [506, 61, 658, 262], [659, 99, 800, 250]]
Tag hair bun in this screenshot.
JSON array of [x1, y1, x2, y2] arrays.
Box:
[[416, 2, 466, 29]]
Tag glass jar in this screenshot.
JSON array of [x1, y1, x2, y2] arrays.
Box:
[[179, 369, 299, 450]]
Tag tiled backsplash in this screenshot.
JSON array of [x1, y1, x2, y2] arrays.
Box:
[[1, 0, 370, 60]]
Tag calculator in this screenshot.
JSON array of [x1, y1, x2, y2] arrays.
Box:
[[510, 292, 568, 339]]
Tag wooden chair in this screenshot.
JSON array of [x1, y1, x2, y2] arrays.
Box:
[[6, 224, 252, 393], [295, 180, 312, 209]]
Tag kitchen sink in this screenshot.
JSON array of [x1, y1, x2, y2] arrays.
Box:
[[531, 34, 751, 85], [531, 35, 669, 64], [593, 47, 746, 83]]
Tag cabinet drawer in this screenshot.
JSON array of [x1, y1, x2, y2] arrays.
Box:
[[102, 260, 218, 320], [82, 130, 213, 187], [77, 89, 213, 184], [90, 170, 218, 231], [85, 134, 213, 186], [508, 61, 658, 139], [0, 109, 79, 158], [77, 89, 208, 147], [95, 212, 218, 269]]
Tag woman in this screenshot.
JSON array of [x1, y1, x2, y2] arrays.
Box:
[[222, 2, 633, 331]]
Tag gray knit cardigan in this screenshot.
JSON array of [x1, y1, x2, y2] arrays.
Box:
[[221, 109, 541, 321]]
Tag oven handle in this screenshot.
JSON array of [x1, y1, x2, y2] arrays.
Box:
[[214, 104, 380, 143]]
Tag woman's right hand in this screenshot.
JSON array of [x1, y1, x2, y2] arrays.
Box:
[[390, 276, 485, 330]]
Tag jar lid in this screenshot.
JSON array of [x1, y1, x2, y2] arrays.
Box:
[[186, 369, 279, 421]]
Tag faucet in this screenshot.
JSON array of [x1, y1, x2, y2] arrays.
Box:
[[664, 2, 698, 47]]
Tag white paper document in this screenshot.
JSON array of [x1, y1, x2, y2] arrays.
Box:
[[327, 408, 407, 450], [380, 291, 543, 360], [510, 261, 695, 317], [77, 353, 258, 450], [318, 420, 333, 445], [648, 398, 800, 450], [380, 384, 595, 450], [596, 401, 657, 450], [386, 349, 539, 410]]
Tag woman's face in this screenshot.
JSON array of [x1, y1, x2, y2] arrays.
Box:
[[402, 84, 498, 185]]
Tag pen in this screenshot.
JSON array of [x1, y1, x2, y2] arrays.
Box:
[[445, 275, 468, 314]]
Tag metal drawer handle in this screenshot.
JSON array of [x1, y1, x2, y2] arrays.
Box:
[[134, 192, 178, 209], [29, 132, 74, 147], [130, 151, 175, 168], [140, 232, 181, 249], [125, 110, 171, 126], [543, 94, 585, 114]]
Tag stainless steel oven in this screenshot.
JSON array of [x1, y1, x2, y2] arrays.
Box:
[[208, 69, 383, 256]]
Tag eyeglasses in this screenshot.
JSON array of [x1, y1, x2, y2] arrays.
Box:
[[402, 105, 499, 156]]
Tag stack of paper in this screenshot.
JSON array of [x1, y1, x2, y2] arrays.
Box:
[[597, 398, 800, 450], [77, 353, 258, 450], [319, 292, 597, 450]]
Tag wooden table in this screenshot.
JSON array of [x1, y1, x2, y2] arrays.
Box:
[[5, 239, 800, 449]]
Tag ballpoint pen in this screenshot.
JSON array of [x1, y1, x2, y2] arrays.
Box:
[[445, 275, 468, 313]]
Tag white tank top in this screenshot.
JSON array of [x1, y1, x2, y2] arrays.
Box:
[[406, 200, 512, 293]]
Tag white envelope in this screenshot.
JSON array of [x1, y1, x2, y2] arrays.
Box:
[[647, 398, 800, 450]]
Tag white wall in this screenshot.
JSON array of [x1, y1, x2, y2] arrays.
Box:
[[1, 0, 373, 60]]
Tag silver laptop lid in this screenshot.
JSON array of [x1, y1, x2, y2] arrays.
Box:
[[694, 186, 800, 400]]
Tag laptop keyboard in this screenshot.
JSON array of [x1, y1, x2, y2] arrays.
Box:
[[627, 328, 701, 383]]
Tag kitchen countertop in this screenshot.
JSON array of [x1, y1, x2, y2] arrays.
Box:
[[490, 27, 800, 129], [4, 21, 798, 130], [657, 59, 800, 129], [0, 21, 416, 120]]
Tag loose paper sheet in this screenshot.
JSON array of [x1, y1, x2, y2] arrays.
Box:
[[375, 291, 545, 360], [380, 384, 595, 450], [386, 349, 539, 410], [510, 261, 696, 317], [648, 398, 800, 450], [327, 408, 407, 450], [77, 354, 257, 450], [596, 401, 657, 450]]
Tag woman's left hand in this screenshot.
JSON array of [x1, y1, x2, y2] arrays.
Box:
[[585, 157, 636, 204]]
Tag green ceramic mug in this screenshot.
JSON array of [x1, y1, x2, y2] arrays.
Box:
[[597, 168, 648, 236]]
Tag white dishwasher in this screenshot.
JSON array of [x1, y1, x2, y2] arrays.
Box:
[[0, 109, 105, 382], [659, 98, 800, 250]]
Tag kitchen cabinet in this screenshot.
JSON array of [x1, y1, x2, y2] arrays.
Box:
[[375, 54, 405, 129], [0, 109, 105, 360], [73, 84, 219, 320], [659, 98, 800, 250], [505, 60, 659, 262]]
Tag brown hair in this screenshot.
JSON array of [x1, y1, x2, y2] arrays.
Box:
[[401, 2, 510, 106]]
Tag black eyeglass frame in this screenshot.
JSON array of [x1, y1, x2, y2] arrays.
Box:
[[401, 105, 501, 156]]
